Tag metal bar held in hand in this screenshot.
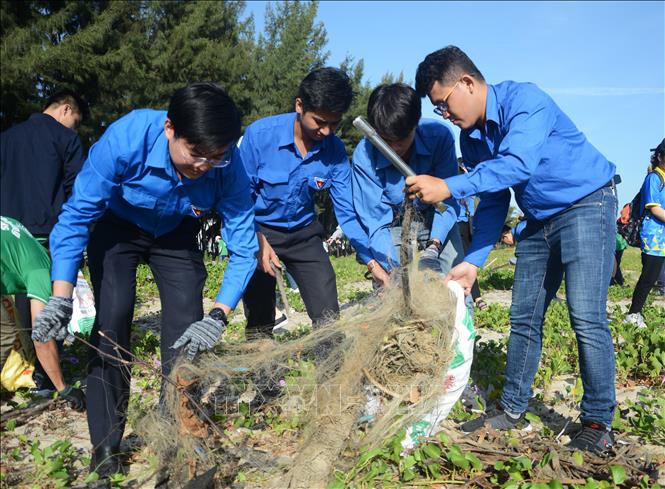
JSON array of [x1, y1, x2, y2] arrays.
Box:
[[353, 116, 447, 213]]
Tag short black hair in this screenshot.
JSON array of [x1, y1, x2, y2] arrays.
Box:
[[367, 83, 421, 141], [167, 83, 241, 155], [298, 67, 353, 114], [43, 90, 88, 120], [415, 46, 485, 97]]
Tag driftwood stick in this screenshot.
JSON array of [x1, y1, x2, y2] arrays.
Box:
[[0, 398, 55, 426], [400, 200, 414, 315]]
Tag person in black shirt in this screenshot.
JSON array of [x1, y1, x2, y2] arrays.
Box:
[[1, 90, 87, 238], [0, 90, 87, 392]]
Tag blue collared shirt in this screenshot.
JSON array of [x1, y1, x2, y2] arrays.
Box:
[[50, 109, 258, 308], [351, 119, 459, 271], [457, 196, 475, 223], [239, 112, 371, 262], [445, 81, 616, 267]]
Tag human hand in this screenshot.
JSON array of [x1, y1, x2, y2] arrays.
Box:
[[172, 315, 226, 361], [31, 296, 74, 343], [257, 232, 281, 276], [404, 175, 451, 204], [444, 261, 479, 295], [58, 385, 86, 411], [368, 260, 391, 288]]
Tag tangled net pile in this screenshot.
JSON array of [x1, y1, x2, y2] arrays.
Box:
[[136, 205, 461, 488]]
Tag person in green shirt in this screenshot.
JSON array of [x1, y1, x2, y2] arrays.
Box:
[[0, 216, 84, 410]]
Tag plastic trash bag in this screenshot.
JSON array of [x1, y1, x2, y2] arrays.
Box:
[[67, 271, 95, 336]]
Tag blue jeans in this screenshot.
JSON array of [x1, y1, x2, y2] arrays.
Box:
[[389, 221, 475, 313], [501, 186, 617, 426], [389, 221, 465, 275]]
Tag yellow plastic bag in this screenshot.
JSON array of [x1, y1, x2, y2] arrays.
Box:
[[1, 348, 36, 391]]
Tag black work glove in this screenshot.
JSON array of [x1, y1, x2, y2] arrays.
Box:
[[58, 385, 86, 411], [32, 296, 74, 343], [171, 316, 226, 361]]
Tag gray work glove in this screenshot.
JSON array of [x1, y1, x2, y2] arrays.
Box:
[[418, 246, 443, 274], [171, 316, 225, 361], [32, 296, 74, 343], [58, 384, 86, 412]]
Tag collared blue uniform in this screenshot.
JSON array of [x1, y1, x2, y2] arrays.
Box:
[[640, 167, 665, 256], [50, 109, 258, 308], [457, 196, 475, 223], [239, 112, 371, 262], [445, 81, 616, 267], [351, 119, 459, 271]]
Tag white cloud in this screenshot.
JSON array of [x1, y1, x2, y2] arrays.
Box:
[[545, 87, 665, 96]]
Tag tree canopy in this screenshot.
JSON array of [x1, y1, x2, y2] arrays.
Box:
[[1, 0, 381, 152]]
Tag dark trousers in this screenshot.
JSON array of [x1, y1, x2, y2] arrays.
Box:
[[243, 221, 338, 335], [86, 213, 206, 452], [611, 249, 625, 286], [458, 221, 481, 301], [629, 253, 665, 314]]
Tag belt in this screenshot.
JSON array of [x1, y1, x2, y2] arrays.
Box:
[[602, 174, 621, 189]]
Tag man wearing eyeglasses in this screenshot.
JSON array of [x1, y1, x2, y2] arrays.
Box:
[[239, 67, 372, 335], [44, 83, 258, 478], [405, 46, 618, 455]]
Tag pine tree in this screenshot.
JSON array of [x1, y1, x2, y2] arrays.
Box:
[[247, 0, 328, 123]]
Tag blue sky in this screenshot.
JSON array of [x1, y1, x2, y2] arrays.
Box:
[[243, 1, 664, 206]]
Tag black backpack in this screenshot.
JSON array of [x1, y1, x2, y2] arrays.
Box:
[[617, 192, 644, 248]]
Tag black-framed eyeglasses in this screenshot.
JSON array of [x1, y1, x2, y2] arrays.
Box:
[[433, 80, 462, 117]]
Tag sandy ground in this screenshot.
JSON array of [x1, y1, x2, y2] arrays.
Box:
[[1, 282, 662, 487]]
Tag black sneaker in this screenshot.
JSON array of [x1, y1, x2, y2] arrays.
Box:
[[566, 421, 614, 454], [460, 410, 531, 434]]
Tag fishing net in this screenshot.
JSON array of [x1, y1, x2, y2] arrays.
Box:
[[135, 203, 461, 487]]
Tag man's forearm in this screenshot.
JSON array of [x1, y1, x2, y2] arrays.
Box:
[[53, 280, 75, 298], [32, 340, 66, 391]]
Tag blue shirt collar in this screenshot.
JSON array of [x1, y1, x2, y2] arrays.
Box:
[[145, 133, 215, 181], [277, 112, 324, 156], [466, 84, 499, 141]]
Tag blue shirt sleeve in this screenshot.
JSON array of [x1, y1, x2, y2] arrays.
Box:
[[238, 130, 261, 231], [351, 142, 398, 270], [429, 131, 460, 243], [214, 148, 258, 309], [50, 134, 127, 284], [643, 172, 664, 210], [329, 143, 372, 264], [465, 189, 511, 267], [446, 90, 556, 199]]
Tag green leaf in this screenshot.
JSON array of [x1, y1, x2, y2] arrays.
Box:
[[401, 467, 416, 482], [84, 472, 100, 483], [4, 419, 17, 431], [438, 431, 451, 445], [422, 443, 442, 459], [571, 450, 584, 466], [466, 452, 483, 470], [610, 465, 627, 485], [51, 470, 69, 480], [357, 447, 384, 466], [448, 451, 470, 470]]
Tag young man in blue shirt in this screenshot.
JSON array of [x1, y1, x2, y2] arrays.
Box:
[[406, 46, 618, 454], [239, 68, 371, 334], [351, 83, 463, 287], [37, 83, 258, 477]]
